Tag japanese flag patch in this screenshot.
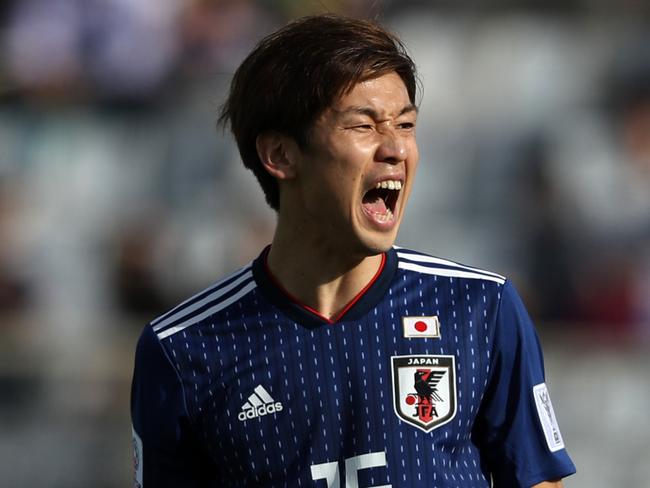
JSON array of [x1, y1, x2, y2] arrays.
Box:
[[402, 316, 441, 339], [533, 383, 565, 452]]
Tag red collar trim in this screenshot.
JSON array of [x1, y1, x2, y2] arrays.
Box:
[[263, 252, 387, 325]]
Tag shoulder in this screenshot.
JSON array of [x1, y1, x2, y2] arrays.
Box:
[[394, 246, 507, 286], [149, 262, 257, 341]]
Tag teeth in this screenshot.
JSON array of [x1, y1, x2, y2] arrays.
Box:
[[374, 208, 394, 222], [375, 180, 402, 190]]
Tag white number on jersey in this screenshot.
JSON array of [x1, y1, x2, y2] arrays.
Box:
[[310, 451, 391, 488]]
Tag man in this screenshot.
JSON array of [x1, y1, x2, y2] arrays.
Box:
[[131, 14, 576, 487]]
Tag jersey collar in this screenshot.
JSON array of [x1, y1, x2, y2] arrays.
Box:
[[252, 246, 398, 329]]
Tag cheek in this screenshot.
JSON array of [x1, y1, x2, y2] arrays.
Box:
[[329, 132, 376, 158], [406, 145, 420, 176], [304, 167, 356, 213], [408, 138, 420, 163], [304, 139, 371, 207]]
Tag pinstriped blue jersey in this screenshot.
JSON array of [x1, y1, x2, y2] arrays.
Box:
[[130, 246, 575, 487]]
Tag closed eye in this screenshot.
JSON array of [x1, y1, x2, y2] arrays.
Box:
[[350, 124, 374, 131]]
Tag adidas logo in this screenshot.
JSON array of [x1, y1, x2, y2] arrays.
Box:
[[238, 385, 283, 421]]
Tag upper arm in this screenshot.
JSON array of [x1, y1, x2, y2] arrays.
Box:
[[475, 281, 576, 487], [131, 325, 214, 487]]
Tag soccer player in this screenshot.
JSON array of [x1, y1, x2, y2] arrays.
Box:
[[130, 14, 576, 487]]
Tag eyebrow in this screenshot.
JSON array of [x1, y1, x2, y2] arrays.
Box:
[[335, 103, 418, 119]]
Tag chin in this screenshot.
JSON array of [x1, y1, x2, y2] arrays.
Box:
[[344, 212, 403, 258], [351, 207, 404, 256], [354, 229, 398, 256]]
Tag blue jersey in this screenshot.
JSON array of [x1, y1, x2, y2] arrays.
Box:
[[130, 246, 575, 487]]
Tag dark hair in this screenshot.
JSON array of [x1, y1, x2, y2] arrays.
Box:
[[218, 14, 419, 210]]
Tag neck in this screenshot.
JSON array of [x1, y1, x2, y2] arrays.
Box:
[[266, 219, 385, 321]]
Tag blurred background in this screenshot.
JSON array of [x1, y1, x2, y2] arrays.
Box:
[[0, 0, 648, 486]]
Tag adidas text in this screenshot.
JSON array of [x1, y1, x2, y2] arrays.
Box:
[[238, 402, 283, 421]]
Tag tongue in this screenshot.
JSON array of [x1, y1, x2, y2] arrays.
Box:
[[362, 190, 388, 214]]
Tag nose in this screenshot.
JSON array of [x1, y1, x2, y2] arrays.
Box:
[[375, 126, 407, 164]]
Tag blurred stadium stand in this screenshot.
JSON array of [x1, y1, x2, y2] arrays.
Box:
[[0, 0, 649, 486]]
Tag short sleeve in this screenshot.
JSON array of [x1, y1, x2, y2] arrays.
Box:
[[130, 325, 215, 487], [474, 280, 576, 487]]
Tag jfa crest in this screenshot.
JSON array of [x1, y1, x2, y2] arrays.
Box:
[[391, 355, 457, 432]]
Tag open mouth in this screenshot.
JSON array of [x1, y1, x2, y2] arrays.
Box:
[[362, 179, 402, 223]]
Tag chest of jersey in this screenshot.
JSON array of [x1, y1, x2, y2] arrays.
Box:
[[165, 270, 500, 487]]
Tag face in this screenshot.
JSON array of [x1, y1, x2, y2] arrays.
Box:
[[287, 71, 419, 256]]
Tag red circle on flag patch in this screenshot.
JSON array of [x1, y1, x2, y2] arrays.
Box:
[[405, 394, 417, 405], [415, 321, 428, 332]]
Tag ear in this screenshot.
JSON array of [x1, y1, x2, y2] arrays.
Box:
[[256, 132, 298, 180]]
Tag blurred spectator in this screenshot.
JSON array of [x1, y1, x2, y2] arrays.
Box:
[[511, 132, 580, 323], [178, 0, 279, 77], [112, 212, 170, 316], [5, 0, 192, 105], [82, 0, 184, 104], [0, 180, 31, 312], [545, 35, 650, 335], [5, 0, 85, 101], [274, 0, 380, 18]]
